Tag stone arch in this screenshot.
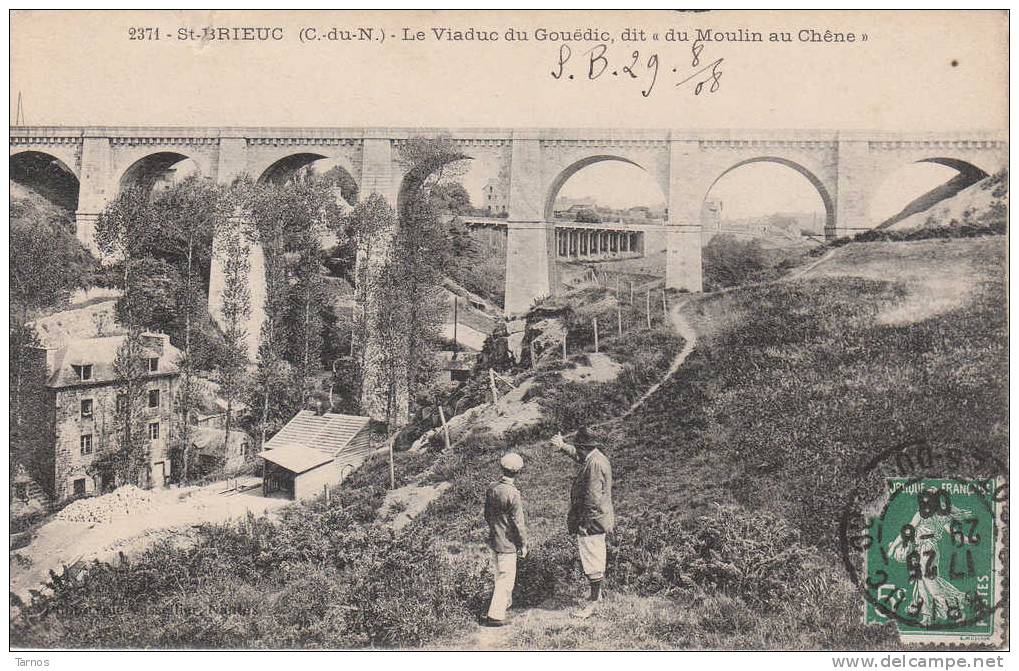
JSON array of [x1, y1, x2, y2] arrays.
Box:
[[395, 150, 473, 216], [916, 157, 990, 180], [10, 150, 81, 211], [118, 151, 201, 195], [544, 155, 664, 221], [866, 156, 991, 229], [702, 156, 836, 235], [255, 152, 360, 205]]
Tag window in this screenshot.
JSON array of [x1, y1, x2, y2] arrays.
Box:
[[148, 389, 160, 409], [80, 434, 93, 455], [116, 395, 126, 413], [73, 479, 86, 497], [80, 398, 94, 419], [148, 422, 160, 441], [73, 364, 93, 381], [147, 357, 159, 373]]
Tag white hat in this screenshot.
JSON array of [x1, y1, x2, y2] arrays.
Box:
[[500, 452, 524, 473]]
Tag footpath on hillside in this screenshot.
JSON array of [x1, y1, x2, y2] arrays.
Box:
[[459, 297, 700, 650]]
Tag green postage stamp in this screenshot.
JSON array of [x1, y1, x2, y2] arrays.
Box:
[[861, 478, 1003, 645]]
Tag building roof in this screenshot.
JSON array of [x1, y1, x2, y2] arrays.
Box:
[[263, 410, 371, 456], [42, 332, 182, 388], [259, 443, 334, 475]]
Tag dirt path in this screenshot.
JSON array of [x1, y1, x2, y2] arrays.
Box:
[[622, 296, 697, 418], [783, 247, 839, 281]]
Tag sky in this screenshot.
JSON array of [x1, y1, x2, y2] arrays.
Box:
[[12, 11, 1004, 225], [9, 10, 1007, 130]]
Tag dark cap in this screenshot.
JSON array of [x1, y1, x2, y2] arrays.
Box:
[[574, 426, 604, 449]]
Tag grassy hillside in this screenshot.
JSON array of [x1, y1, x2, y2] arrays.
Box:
[[11, 235, 1006, 650]]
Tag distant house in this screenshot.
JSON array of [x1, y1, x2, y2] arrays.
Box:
[[25, 332, 181, 503], [260, 410, 373, 500], [482, 178, 507, 215], [436, 350, 478, 385]]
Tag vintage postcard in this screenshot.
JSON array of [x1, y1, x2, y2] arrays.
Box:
[[7, 8, 1009, 659]]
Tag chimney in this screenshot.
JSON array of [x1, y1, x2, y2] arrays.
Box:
[[27, 345, 57, 379]]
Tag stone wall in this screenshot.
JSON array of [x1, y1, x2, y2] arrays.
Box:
[[52, 374, 179, 501]]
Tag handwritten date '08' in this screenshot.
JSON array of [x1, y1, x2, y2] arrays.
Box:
[[550, 43, 722, 98]]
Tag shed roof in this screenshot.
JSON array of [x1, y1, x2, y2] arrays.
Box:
[[264, 410, 371, 456], [259, 444, 334, 475]]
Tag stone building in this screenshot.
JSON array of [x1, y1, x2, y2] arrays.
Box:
[[482, 178, 508, 215], [29, 332, 182, 502]]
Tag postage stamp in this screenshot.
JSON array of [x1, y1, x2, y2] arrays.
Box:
[[839, 442, 1007, 647], [863, 478, 1002, 642]]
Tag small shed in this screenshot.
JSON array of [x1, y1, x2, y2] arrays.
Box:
[[259, 411, 372, 500]]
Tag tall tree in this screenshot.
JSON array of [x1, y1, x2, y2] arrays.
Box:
[[344, 194, 398, 418], [394, 138, 469, 407], [157, 177, 229, 483], [240, 176, 343, 445], [10, 197, 95, 324], [9, 323, 53, 495], [94, 187, 160, 327], [111, 329, 151, 487], [215, 207, 252, 458], [96, 177, 230, 483], [353, 137, 469, 426]]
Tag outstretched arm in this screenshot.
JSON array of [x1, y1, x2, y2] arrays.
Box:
[[550, 433, 580, 462]]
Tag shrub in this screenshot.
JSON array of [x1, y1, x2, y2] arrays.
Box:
[[10, 498, 490, 649], [513, 532, 585, 606], [610, 506, 820, 610], [703, 234, 773, 290]]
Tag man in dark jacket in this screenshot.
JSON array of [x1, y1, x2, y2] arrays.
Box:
[[481, 452, 529, 626], [550, 426, 614, 619]]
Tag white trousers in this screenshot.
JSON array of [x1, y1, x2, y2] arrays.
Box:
[[487, 551, 517, 621], [577, 534, 607, 581]]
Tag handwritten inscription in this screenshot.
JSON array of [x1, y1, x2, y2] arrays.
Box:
[[551, 42, 722, 98]]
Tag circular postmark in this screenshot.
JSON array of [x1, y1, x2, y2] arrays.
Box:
[[837, 439, 1007, 641]]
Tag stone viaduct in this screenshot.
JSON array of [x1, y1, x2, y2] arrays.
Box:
[[10, 125, 1008, 330]]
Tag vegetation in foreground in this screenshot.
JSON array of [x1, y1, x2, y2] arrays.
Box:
[[10, 230, 1007, 648]]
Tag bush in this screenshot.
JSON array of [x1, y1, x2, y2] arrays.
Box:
[[10, 498, 489, 649], [702, 234, 773, 290], [610, 506, 820, 610], [513, 532, 585, 606]]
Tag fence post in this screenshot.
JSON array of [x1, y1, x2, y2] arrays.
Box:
[[662, 289, 669, 322], [388, 436, 396, 490], [617, 303, 623, 336], [438, 405, 452, 450], [593, 317, 599, 353], [489, 368, 500, 404], [645, 289, 652, 329], [629, 280, 634, 304], [562, 331, 568, 361], [324, 484, 330, 505]]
